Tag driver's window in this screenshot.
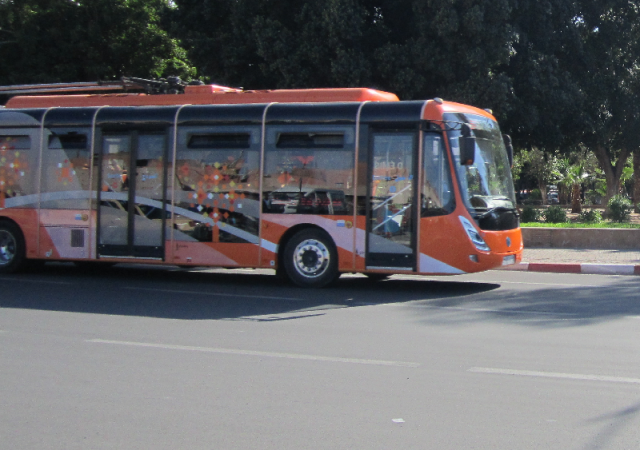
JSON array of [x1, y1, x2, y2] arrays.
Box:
[[422, 134, 455, 216]]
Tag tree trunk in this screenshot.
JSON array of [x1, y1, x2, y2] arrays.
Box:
[[633, 149, 640, 212], [539, 180, 547, 205], [560, 185, 569, 205], [571, 183, 582, 213], [592, 143, 631, 211]]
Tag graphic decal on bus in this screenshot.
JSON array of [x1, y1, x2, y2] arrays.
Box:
[[0, 136, 30, 209]]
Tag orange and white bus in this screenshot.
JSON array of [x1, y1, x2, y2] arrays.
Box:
[[0, 80, 522, 287]]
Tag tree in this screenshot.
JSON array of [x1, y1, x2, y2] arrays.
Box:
[[163, 0, 272, 88], [567, 0, 640, 206], [250, 0, 376, 88], [519, 147, 562, 205], [0, 0, 196, 85], [500, 0, 586, 151], [556, 148, 599, 212], [369, 0, 515, 105], [634, 150, 640, 212], [168, 0, 516, 104]]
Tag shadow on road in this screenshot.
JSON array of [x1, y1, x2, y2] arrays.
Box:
[[582, 401, 640, 450], [407, 273, 640, 328], [0, 263, 500, 320], [4, 263, 638, 326]]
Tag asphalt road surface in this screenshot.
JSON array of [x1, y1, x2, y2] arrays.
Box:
[[1, 264, 639, 449]]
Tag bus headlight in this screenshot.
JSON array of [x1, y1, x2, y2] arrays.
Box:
[[459, 216, 490, 252]]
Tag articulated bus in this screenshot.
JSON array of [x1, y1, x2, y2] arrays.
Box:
[[0, 81, 522, 287]]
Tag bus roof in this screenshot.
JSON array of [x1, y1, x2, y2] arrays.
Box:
[[4, 85, 400, 109]]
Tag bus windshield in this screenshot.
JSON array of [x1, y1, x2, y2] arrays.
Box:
[[444, 113, 517, 227]]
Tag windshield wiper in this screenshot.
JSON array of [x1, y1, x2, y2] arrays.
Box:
[[472, 206, 517, 220]]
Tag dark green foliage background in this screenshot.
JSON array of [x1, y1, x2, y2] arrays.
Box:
[[2, 0, 640, 168]]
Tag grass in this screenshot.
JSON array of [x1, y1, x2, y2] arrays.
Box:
[[521, 222, 640, 229]]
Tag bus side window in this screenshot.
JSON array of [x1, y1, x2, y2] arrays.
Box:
[[263, 127, 355, 215], [173, 128, 261, 244], [42, 129, 91, 209], [0, 134, 35, 207]]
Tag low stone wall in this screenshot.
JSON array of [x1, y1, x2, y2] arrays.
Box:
[[522, 227, 640, 250]]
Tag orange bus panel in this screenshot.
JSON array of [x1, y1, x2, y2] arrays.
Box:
[[5, 87, 400, 108]]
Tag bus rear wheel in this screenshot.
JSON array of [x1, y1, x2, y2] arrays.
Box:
[[283, 229, 338, 288], [0, 221, 27, 274]]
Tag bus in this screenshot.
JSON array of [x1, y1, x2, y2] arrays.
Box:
[[0, 79, 522, 287]]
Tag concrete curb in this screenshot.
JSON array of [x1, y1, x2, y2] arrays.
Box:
[[522, 227, 640, 250], [496, 262, 640, 276]]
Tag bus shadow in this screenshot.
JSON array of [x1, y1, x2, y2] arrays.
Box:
[[407, 275, 640, 328], [0, 263, 500, 320]]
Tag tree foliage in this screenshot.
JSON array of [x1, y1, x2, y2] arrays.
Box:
[[571, 0, 640, 204], [167, 0, 515, 107], [0, 0, 196, 84], [2, 0, 640, 208], [501, 0, 586, 150], [516, 147, 562, 204]]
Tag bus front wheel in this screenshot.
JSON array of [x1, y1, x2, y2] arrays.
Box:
[[0, 221, 27, 274], [283, 229, 338, 288]]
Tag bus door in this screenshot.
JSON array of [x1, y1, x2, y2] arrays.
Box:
[[366, 130, 418, 270], [96, 129, 167, 259]]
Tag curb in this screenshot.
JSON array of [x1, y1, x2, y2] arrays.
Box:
[[497, 262, 640, 276]]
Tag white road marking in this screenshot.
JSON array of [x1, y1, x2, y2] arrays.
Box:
[[124, 286, 304, 302], [0, 277, 72, 285], [87, 338, 420, 368], [469, 367, 640, 384]]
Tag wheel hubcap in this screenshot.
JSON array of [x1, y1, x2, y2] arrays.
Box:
[[0, 230, 16, 266], [293, 239, 330, 278]]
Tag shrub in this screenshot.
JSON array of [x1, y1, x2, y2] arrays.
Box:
[[520, 205, 541, 223], [529, 189, 542, 201], [543, 205, 567, 223], [607, 195, 632, 223], [579, 209, 603, 223], [584, 189, 602, 205]]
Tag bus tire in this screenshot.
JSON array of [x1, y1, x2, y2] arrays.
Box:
[[283, 228, 338, 288], [0, 220, 27, 274]]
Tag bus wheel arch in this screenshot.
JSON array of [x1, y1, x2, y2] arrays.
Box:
[[0, 218, 27, 274], [280, 225, 339, 288]]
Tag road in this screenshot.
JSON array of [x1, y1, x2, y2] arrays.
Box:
[[1, 264, 639, 449]]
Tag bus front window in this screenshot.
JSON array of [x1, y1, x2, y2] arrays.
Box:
[[445, 113, 518, 231]]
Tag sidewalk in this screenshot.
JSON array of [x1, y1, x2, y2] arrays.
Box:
[[499, 248, 640, 275]]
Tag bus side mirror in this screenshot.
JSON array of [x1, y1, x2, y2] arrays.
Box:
[[503, 134, 513, 168], [459, 124, 475, 165]]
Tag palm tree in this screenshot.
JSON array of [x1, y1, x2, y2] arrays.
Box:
[[559, 162, 588, 214]]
